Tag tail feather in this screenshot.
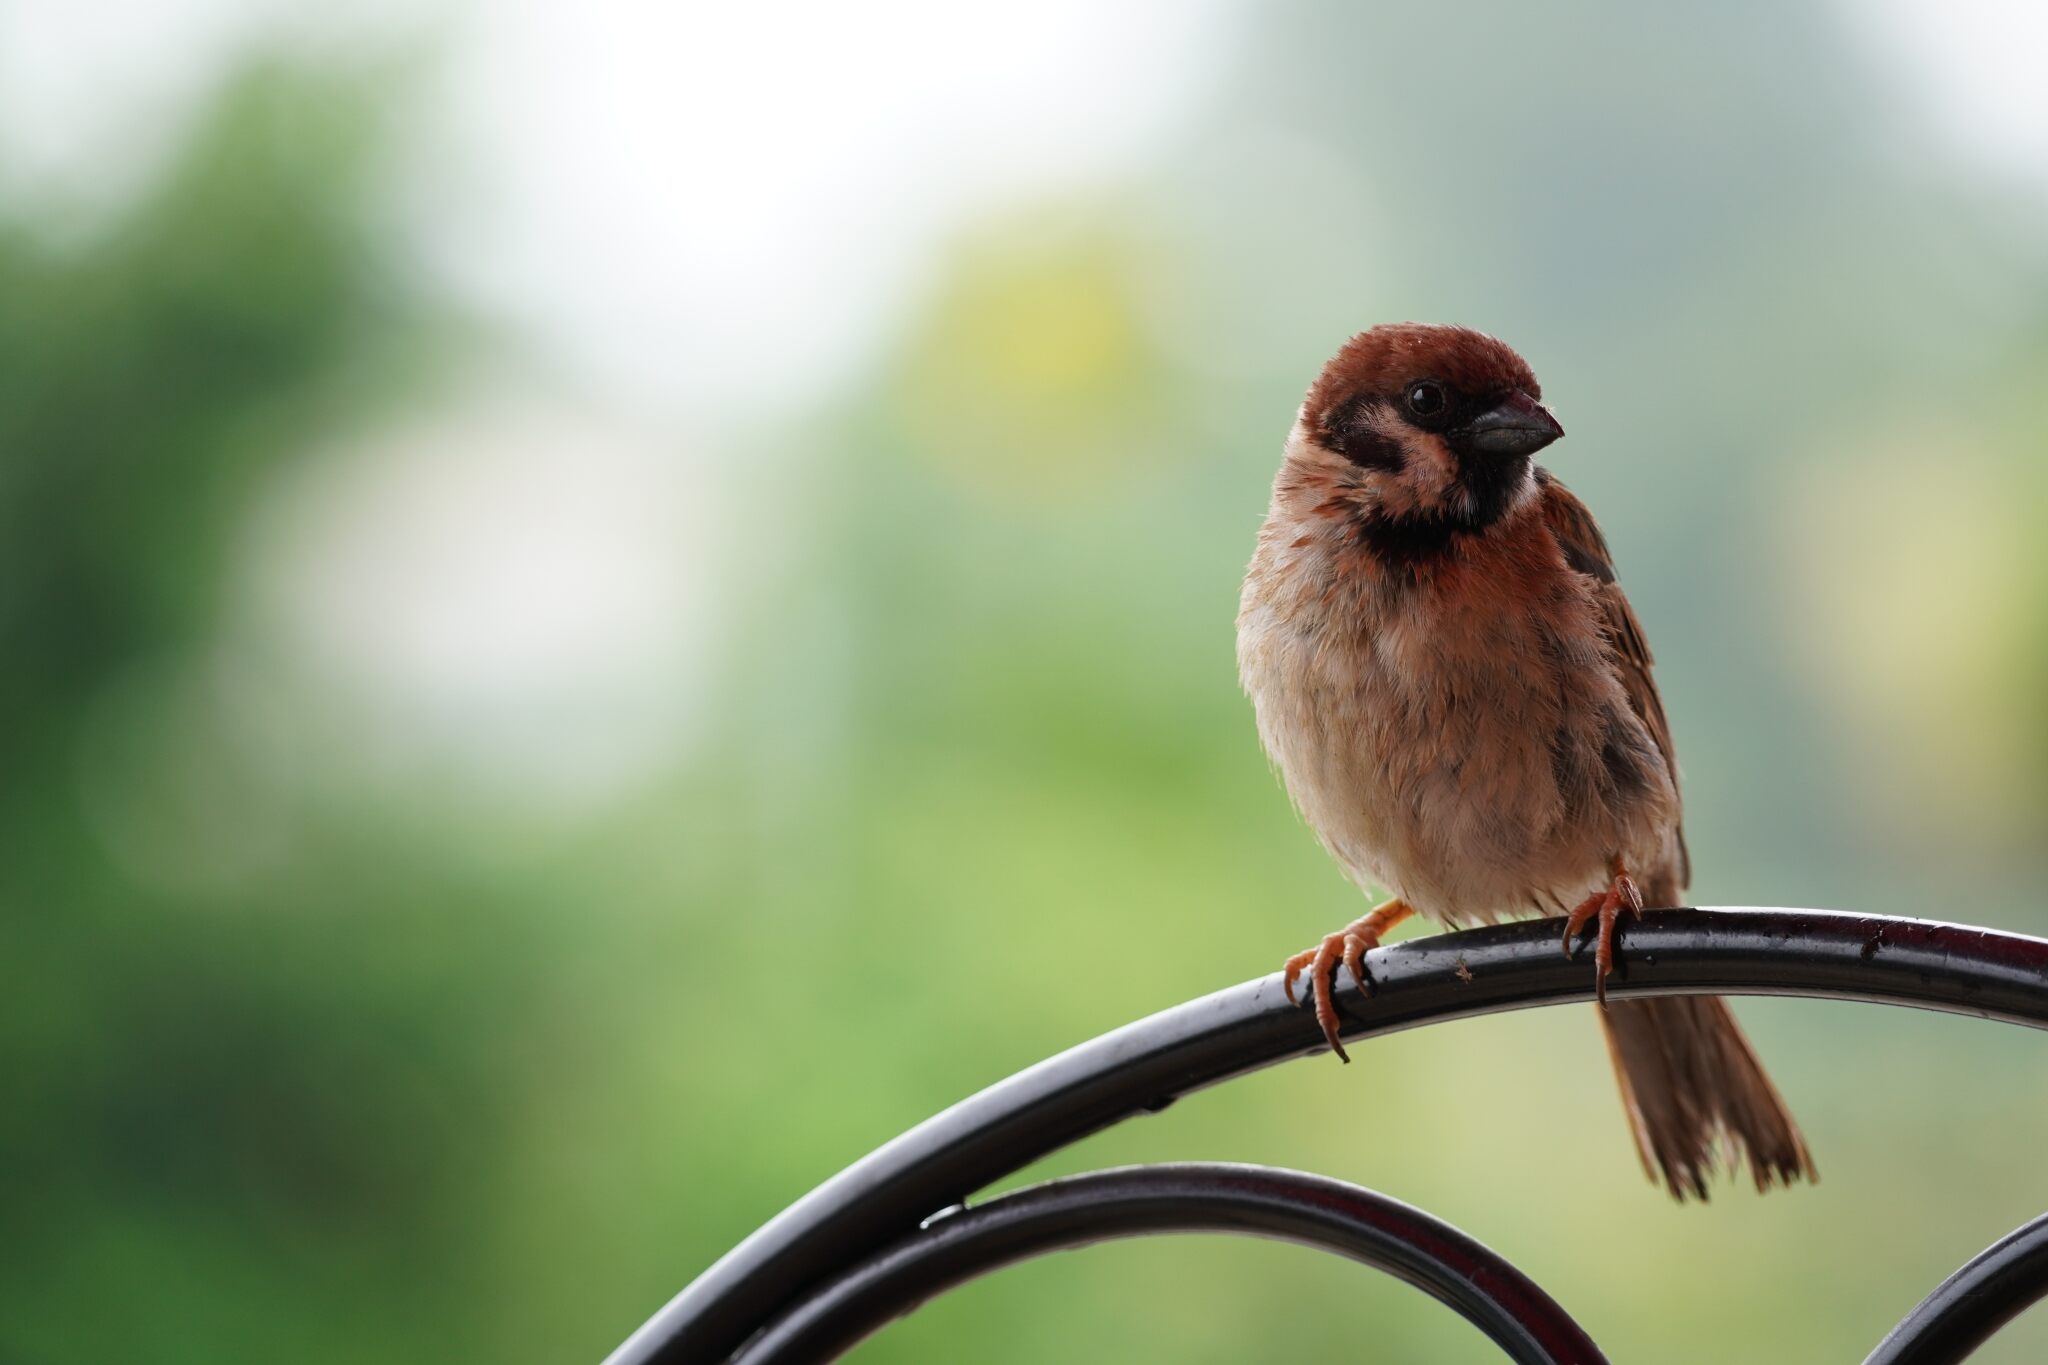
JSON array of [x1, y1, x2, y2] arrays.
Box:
[[1599, 995, 1817, 1200]]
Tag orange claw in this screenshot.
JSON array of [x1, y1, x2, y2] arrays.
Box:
[[1562, 857, 1643, 1007], [1282, 899, 1415, 1062]]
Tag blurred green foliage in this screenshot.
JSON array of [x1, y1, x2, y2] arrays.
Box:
[[0, 63, 527, 1364], [7, 3, 2048, 1363]]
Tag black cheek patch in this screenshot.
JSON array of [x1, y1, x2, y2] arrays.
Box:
[[1320, 398, 1405, 472]]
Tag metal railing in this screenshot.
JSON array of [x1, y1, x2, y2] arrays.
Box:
[[604, 909, 2048, 1364]]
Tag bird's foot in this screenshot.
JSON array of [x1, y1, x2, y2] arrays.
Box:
[[1561, 857, 1644, 1007], [1283, 899, 1415, 1062]]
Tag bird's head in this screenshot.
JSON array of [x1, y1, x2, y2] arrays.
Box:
[[1299, 323, 1563, 532]]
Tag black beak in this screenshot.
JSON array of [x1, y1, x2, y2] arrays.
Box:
[[1459, 391, 1564, 457]]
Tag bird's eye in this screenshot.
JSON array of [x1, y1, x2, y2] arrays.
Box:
[[1405, 381, 1446, 417]]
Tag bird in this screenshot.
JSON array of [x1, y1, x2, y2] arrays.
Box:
[[1236, 322, 1815, 1200]]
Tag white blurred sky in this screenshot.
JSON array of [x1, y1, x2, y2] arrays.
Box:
[[1, 0, 2040, 421], [0, 0, 1234, 418], [3, 0, 2043, 808]]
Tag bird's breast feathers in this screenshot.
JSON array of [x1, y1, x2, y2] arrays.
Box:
[[1238, 485, 1676, 923]]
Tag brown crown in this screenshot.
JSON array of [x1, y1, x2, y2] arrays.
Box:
[[1306, 323, 1541, 420]]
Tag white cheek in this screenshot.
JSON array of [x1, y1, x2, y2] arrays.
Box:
[[1373, 426, 1456, 516]]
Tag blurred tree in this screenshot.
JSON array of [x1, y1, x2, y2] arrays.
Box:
[[0, 62, 415, 768], [0, 59, 519, 1365]]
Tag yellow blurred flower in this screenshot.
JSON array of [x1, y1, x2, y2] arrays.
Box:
[[888, 205, 1170, 498]]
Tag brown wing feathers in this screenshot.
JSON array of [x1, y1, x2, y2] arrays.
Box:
[[1539, 472, 1689, 889], [1539, 470, 1811, 1197]]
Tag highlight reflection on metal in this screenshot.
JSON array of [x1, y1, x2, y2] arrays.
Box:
[[604, 909, 2048, 1364], [733, 1164, 1605, 1364]]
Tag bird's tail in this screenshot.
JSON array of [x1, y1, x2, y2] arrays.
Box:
[[1599, 994, 1816, 1199], [1597, 862, 1814, 1199]]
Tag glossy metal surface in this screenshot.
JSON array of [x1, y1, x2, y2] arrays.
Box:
[[1864, 1212, 2048, 1365], [732, 1164, 1606, 1364], [605, 908, 2048, 1364]]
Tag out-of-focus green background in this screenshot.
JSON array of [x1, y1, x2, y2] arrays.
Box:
[[6, 1, 2048, 1360]]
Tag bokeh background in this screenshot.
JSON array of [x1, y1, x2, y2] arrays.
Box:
[[6, 1, 2048, 1360]]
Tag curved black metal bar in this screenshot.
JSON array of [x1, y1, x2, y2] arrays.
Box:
[[732, 1163, 1606, 1365], [1864, 1213, 2048, 1365], [606, 908, 2048, 1365]]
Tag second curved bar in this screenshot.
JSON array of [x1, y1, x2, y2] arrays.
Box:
[[733, 1163, 1606, 1364], [1864, 1212, 2048, 1365]]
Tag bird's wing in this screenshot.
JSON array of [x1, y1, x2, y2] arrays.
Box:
[[1536, 471, 1690, 888]]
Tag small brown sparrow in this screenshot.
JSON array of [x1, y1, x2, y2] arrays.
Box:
[[1238, 323, 1815, 1199]]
